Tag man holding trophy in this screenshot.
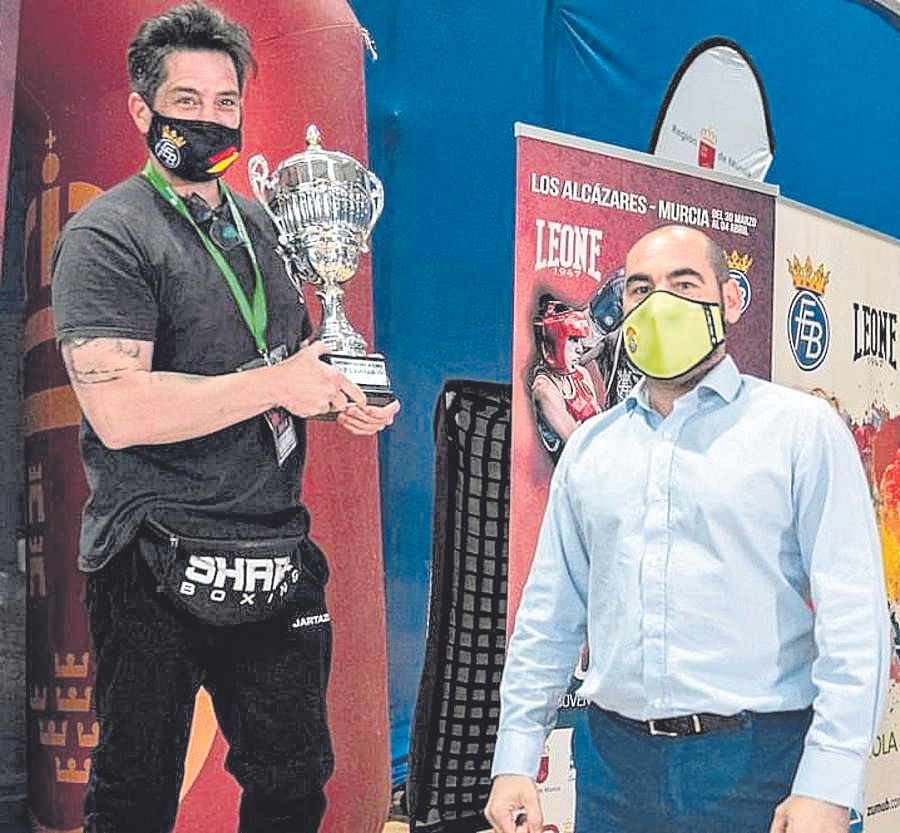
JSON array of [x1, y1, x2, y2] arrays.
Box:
[[51, 3, 397, 832]]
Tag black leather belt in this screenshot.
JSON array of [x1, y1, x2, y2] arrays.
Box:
[[596, 705, 746, 737]]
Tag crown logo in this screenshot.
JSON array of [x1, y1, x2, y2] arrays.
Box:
[[39, 719, 67, 747], [161, 124, 186, 147], [30, 686, 47, 712], [77, 720, 100, 748], [700, 127, 717, 145], [55, 651, 90, 679], [727, 250, 753, 274], [56, 685, 92, 712], [788, 255, 830, 295], [54, 756, 91, 785]]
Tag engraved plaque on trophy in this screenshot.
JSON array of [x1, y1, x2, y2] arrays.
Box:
[[248, 124, 394, 406]]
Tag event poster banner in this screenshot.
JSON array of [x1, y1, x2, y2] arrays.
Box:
[[772, 199, 900, 832], [510, 124, 776, 831]]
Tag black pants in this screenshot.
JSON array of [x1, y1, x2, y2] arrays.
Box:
[[83, 546, 334, 833]]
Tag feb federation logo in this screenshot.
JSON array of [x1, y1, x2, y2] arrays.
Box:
[[154, 124, 186, 170], [787, 255, 831, 371], [727, 250, 753, 314]]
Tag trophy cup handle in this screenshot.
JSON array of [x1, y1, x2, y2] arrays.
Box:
[[247, 154, 283, 229], [361, 169, 384, 252]]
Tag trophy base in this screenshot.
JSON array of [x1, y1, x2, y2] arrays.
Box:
[[323, 352, 395, 407]]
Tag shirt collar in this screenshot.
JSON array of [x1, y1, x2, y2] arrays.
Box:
[[696, 354, 742, 403], [625, 354, 742, 414], [625, 379, 651, 414]]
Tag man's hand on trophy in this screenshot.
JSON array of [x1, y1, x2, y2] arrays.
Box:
[[336, 399, 400, 436], [273, 340, 366, 417]]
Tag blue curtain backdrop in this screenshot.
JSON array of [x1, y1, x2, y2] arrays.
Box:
[[351, 0, 899, 784]]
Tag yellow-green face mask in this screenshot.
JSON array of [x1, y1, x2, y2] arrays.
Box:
[[620, 290, 725, 380]]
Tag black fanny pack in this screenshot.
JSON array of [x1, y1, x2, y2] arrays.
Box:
[[138, 516, 328, 627]]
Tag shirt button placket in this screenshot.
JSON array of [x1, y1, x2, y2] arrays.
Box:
[[640, 418, 678, 712]]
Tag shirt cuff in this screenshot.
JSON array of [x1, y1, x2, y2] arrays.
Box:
[[491, 728, 547, 780], [791, 746, 866, 813]]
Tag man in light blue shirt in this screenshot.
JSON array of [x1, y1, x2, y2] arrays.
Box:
[[485, 225, 890, 833]]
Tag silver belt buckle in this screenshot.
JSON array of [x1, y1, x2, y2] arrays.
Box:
[[647, 719, 679, 737]]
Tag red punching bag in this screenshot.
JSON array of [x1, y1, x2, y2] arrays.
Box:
[[17, 3, 390, 832]]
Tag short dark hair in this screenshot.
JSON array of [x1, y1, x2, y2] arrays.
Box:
[[705, 237, 730, 285], [127, 1, 256, 105]]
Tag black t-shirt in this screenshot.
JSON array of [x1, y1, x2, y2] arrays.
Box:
[[51, 174, 313, 572]]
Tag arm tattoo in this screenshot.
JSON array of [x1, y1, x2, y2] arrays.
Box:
[[115, 339, 140, 358], [61, 336, 142, 386], [62, 350, 130, 385], [67, 366, 128, 385]]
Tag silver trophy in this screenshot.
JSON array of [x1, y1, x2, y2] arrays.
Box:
[[248, 124, 393, 406]]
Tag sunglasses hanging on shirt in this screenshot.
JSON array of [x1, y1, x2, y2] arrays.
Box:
[[184, 193, 242, 252]]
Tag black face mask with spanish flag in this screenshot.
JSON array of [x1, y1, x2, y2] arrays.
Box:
[[146, 110, 241, 182]]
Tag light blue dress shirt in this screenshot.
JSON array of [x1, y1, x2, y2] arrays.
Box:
[[493, 355, 890, 812]]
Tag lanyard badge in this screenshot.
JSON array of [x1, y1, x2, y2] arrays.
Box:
[[237, 345, 298, 465]]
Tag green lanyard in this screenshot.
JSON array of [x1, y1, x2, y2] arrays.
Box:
[[142, 160, 270, 359]]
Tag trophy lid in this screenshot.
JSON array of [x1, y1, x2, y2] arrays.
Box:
[[271, 124, 370, 187]]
